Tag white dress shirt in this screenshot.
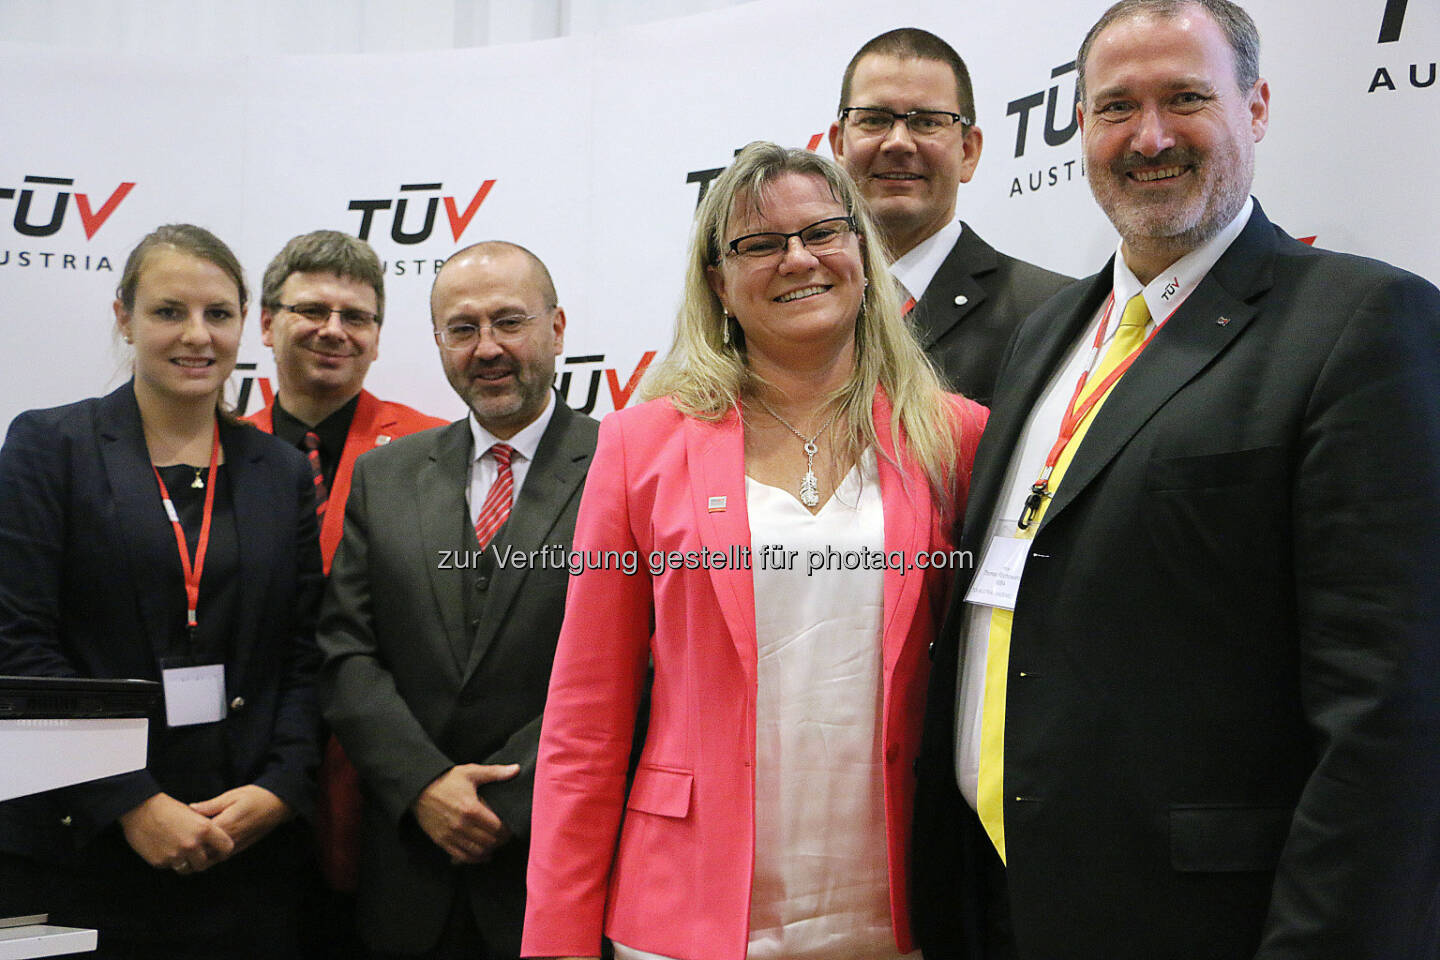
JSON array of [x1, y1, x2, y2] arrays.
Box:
[[954, 199, 1255, 808], [465, 390, 555, 527], [890, 219, 963, 305]]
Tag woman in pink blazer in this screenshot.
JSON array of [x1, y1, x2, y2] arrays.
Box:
[[523, 143, 986, 960]]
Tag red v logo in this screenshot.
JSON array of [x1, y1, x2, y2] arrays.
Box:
[[74, 182, 135, 239], [606, 351, 657, 410], [444, 181, 496, 241]]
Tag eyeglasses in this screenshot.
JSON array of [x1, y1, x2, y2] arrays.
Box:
[[434, 312, 543, 349], [839, 107, 971, 138], [724, 217, 858, 260], [280, 302, 379, 330]]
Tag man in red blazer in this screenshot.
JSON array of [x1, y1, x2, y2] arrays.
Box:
[[245, 230, 445, 957]]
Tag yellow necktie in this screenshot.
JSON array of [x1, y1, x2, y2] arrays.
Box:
[[976, 293, 1151, 863]]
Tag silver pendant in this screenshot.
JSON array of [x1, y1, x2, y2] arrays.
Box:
[[800, 470, 819, 507], [191, 469, 205, 490]]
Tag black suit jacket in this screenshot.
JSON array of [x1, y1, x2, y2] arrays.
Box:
[[318, 396, 597, 957], [913, 204, 1440, 959], [0, 380, 323, 859], [909, 223, 1071, 406]]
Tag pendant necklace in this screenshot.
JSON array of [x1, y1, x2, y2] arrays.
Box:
[[190, 467, 205, 489], [754, 397, 841, 508]]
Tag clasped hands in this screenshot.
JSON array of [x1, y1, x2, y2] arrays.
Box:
[[412, 763, 519, 865], [119, 784, 292, 875]]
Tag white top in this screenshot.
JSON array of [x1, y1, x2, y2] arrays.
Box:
[[613, 448, 913, 960], [890, 218, 963, 305], [465, 390, 554, 526], [953, 197, 1255, 808]]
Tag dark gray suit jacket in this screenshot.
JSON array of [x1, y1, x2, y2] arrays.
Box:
[[910, 223, 1071, 406], [318, 397, 597, 957], [913, 203, 1440, 959]]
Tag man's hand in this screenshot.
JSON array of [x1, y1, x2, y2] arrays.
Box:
[[411, 763, 519, 864], [190, 784, 293, 856], [119, 793, 235, 874]]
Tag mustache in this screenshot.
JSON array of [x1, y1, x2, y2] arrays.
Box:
[[1114, 147, 1200, 174], [468, 362, 517, 376]]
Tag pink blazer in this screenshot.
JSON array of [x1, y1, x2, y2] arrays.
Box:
[[522, 391, 986, 960]]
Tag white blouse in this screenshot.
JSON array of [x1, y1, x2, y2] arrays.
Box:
[[613, 448, 913, 960]]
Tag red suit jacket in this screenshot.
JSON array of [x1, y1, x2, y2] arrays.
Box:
[[522, 391, 985, 960], [247, 388, 445, 891]]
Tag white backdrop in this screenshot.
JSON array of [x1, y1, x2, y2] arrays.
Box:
[[1, 0, 1436, 434]]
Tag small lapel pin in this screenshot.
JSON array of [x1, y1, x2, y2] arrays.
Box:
[[1216, 316, 1232, 327], [376, 434, 392, 445], [708, 496, 727, 512], [954, 294, 969, 306]]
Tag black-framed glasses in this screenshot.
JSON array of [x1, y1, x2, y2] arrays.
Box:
[[434, 312, 543, 349], [724, 217, 858, 260], [839, 107, 971, 138], [280, 302, 379, 330]]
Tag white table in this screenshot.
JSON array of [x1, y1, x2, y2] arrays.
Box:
[[0, 924, 96, 959]]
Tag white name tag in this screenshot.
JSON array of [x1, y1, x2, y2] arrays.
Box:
[[964, 527, 1032, 611], [161, 664, 227, 727]]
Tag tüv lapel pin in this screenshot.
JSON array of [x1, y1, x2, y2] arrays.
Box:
[[955, 295, 968, 306], [1216, 316, 1232, 326], [708, 496, 727, 512]]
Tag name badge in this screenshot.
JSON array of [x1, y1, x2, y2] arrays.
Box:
[[161, 664, 227, 727], [964, 523, 1031, 611]]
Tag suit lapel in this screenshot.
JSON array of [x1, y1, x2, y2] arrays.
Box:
[[872, 391, 928, 678], [958, 271, 1112, 553], [418, 420, 473, 676], [1040, 209, 1277, 529], [96, 383, 175, 666], [223, 422, 279, 691], [911, 225, 993, 351], [685, 407, 757, 683], [461, 401, 594, 682], [325, 391, 386, 557]]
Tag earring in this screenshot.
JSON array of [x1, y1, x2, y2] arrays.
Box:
[[723, 315, 733, 346]]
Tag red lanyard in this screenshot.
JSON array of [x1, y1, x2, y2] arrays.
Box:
[[151, 423, 221, 634], [1017, 293, 1172, 529]]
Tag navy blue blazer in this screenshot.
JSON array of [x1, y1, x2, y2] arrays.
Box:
[[0, 380, 323, 862]]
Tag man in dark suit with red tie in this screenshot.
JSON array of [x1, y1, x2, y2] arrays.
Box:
[[912, 2, 1440, 958], [318, 242, 597, 959], [829, 28, 1070, 405]]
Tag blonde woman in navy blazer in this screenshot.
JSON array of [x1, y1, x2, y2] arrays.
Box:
[[0, 225, 323, 959]]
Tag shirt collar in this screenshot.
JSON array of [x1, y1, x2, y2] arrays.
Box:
[[467, 389, 555, 464], [1111, 197, 1254, 328], [890, 218, 964, 303], [271, 392, 361, 454]]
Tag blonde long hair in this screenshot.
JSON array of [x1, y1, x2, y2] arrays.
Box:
[[641, 141, 960, 512]]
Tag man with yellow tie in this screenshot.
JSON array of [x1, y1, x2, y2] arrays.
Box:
[[911, 2, 1440, 958]]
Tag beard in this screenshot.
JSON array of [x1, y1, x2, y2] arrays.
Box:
[[1089, 143, 1253, 256]]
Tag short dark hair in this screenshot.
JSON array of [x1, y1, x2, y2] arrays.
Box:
[[838, 28, 976, 127], [117, 224, 247, 311], [1077, 0, 1260, 102], [260, 230, 385, 322]]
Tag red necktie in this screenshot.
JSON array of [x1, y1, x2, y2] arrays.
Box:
[[473, 443, 515, 548], [303, 431, 328, 518]]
